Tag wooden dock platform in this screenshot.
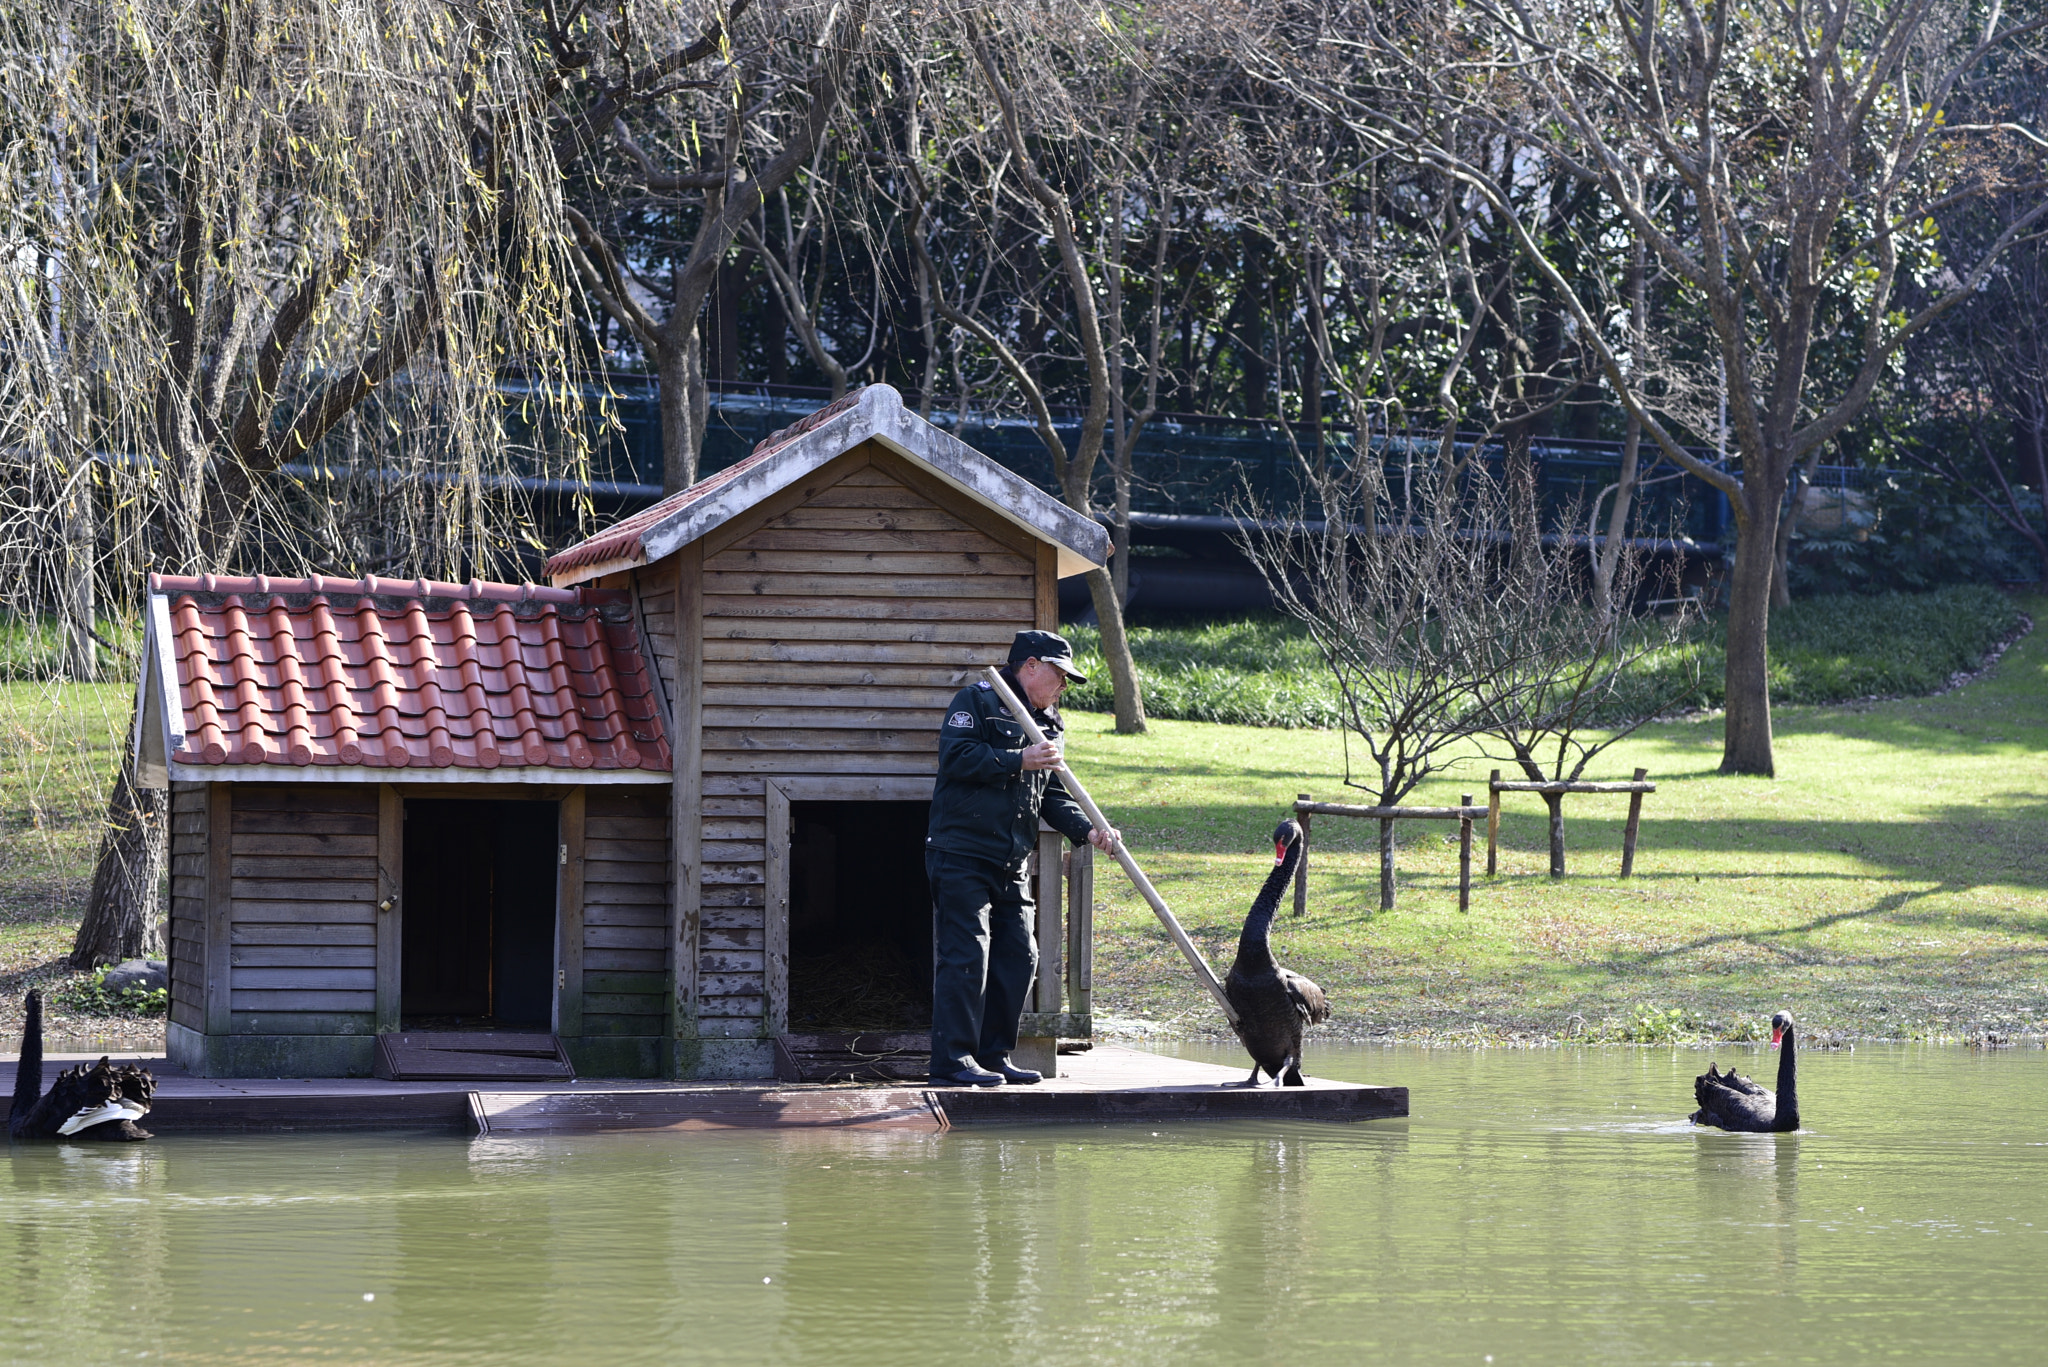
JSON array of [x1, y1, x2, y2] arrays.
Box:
[[15, 1046, 1407, 1134]]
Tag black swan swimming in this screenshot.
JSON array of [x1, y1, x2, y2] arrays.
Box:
[[1224, 819, 1329, 1086], [9, 990, 155, 1141], [1690, 1010, 1799, 1132]]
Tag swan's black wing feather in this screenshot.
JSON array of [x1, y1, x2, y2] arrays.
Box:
[[1718, 1065, 1768, 1097], [1692, 1071, 1778, 1131], [17, 1057, 155, 1141], [1280, 968, 1329, 1026]]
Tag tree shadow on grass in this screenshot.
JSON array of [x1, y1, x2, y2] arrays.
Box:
[[1116, 795, 2048, 892]]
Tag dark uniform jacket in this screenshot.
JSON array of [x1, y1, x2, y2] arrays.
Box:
[[926, 674, 1094, 867]]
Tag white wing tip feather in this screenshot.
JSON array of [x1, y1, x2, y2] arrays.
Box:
[[57, 1100, 149, 1136]]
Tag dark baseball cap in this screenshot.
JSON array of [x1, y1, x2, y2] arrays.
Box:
[[1008, 629, 1088, 682]]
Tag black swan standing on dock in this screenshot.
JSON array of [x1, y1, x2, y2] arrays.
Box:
[[1690, 1010, 1800, 1132], [1225, 819, 1329, 1086], [9, 991, 155, 1141]]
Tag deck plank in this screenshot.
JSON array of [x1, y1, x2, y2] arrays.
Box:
[[16, 1046, 1407, 1131]]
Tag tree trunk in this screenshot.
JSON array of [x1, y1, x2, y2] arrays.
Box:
[[1592, 409, 1642, 623], [1720, 487, 1782, 776], [657, 329, 706, 494], [1772, 447, 1824, 609], [1592, 237, 1646, 623], [60, 464, 98, 683], [2024, 406, 2048, 587], [1378, 816, 1395, 910], [1084, 567, 1146, 734], [71, 752, 166, 969], [1543, 790, 1565, 877]]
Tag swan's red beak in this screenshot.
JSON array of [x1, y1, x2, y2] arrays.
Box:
[[1274, 841, 1287, 865], [1770, 1026, 1784, 1046]]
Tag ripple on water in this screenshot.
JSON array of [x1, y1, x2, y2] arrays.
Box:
[[2, 1043, 2044, 1367]]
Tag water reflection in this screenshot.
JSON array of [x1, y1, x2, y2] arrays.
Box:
[[3, 1045, 2046, 1366]]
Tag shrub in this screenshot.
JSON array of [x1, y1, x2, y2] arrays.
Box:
[[51, 969, 168, 1018], [1063, 587, 2022, 727], [1063, 617, 1344, 728], [1630, 583, 2023, 708]]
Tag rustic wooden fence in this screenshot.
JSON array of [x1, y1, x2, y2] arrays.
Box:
[[1486, 768, 1657, 878], [1291, 793, 1491, 913]]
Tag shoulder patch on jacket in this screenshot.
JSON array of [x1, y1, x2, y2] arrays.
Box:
[[946, 710, 976, 730], [975, 679, 992, 690]]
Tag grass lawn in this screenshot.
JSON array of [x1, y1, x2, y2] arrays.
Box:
[[0, 679, 158, 1051], [1068, 594, 2048, 1044], [1, 596, 2041, 1051]]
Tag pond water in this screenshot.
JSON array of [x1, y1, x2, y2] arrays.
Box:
[[4, 1042, 2045, 1366]]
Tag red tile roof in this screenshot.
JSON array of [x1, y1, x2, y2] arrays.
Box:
[[150, 573, 669, 774], [543, 389, 864, 577]]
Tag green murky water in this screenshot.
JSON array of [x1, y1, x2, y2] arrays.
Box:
[[4, 1042, 2045, 1366]]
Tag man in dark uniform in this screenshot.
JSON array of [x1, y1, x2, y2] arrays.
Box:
[[926, 630, 1120, 1087]]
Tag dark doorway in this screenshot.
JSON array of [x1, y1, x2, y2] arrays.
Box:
[[401, 799, 559, 1028], [788, 801, 932, 1030]]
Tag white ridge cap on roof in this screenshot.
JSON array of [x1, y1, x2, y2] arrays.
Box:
[[547, 384, 1108, 586]]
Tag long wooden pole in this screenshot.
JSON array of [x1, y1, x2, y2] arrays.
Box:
[[982, 667, 1239, 1026]]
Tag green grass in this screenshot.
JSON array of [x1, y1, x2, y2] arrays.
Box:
[[1063, 616, 1344, 728], [0, 679, 150, 1049], [0, 615, 142, 682], [0, 596, 2040, 1049], [1063, 585, 2026, 728], [1059, 594, 2048, 1043]]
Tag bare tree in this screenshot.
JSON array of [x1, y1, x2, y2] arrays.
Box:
[[1249, 0, 2048, 776], [896, 13, 1168, 732], [555, 0, 872, 492], [1236, 465, 1523, 910], [1902, 196, 2048, 587], [2, 0, 594, 966], [1471, 524, 1700, 876]]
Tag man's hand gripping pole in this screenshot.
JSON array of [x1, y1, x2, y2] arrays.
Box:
[[981, 667, 1240, 1026]]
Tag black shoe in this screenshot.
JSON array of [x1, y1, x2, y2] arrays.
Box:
[[930, 1063, 1005, 1087], [977, 1057, 1042, 1085]]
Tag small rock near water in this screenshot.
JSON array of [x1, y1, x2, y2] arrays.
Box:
[[102, 959, 168, 994]]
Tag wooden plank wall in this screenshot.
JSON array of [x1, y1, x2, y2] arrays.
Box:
[[227, 786, 379, 1022], [689, 445, 1042, 1038], [633, 559, 680, 726], [581, 789, 671, 1037], [167, 783, 208, 1033]]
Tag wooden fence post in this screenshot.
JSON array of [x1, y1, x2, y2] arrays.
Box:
[[1621, 767, 1648, 878], [1486, 770, 1501, 877], [1459, 795, 1473, 912], [1294, 793, 1311, 917], [1067, 841, 1093, 1020]]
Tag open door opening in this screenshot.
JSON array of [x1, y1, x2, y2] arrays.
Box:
[[787, 800, 932, 1031], [401, 798, 559, 1029]]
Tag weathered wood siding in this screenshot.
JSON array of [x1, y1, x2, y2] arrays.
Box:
[[581, 788, 671, 1036], [167, 783, 208, 1031], [227, 786, 379, 1021], [633, 559, 680, 720], [688, 444, 1044, 1038]]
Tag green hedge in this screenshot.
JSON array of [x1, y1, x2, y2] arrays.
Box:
[[1647, 583, 2025, 708], [1064, 586, 2025, 728]]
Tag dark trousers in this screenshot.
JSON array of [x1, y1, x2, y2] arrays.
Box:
[[927, 848, 1036, 1073]]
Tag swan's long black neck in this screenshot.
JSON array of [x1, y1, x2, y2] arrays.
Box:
[[1237, 838, 1304, 967], [10, 992, 42, 1133], [1774, 1024, 1799, 1130]]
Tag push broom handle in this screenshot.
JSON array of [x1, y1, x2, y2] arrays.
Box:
[[982, 667, 1240, 1026]]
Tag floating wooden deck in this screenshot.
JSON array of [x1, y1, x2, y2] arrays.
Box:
[[16, 1046, 1407, 1134]]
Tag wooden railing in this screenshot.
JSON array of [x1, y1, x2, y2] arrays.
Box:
[[1023, 827, 1093, 1035]]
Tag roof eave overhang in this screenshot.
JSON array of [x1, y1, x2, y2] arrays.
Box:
[[134, 593, 182, 790], [549, 385, 1109, 587], [160, 761, 670, 785]]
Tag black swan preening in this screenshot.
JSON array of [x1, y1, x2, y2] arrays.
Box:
[[1690, 1010, 1800, 1133], [9, 990, 155, 1141], [1224, 819, 1329, 1086]]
